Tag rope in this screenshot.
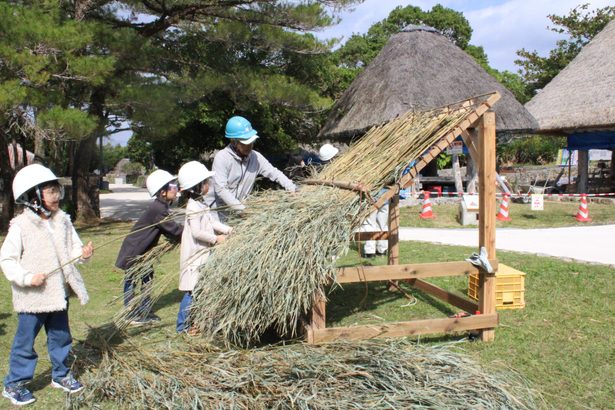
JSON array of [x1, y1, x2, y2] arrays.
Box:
[[42, 202, 236, 279]]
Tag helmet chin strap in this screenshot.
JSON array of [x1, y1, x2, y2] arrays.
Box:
[[17, 186, 52, 217]]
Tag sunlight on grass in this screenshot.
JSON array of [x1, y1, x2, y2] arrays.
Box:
[[401, 200, 615, 228], [0, 222, 613, 408]]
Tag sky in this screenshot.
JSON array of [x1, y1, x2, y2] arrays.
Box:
[[314, 0, 613, 72], [110, 0, 611, 145]]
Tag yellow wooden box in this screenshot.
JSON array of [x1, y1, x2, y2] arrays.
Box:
[[468, 263, 525, 310]]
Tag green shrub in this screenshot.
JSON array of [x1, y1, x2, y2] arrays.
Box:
[[497, 135, 566, 166]]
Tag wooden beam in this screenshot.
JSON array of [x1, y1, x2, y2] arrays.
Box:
[[302, 179, 370, 193], [354, 231, 389, 241], [336, 260, 498, 284], [372, 92, 501, 210], [311, 294, 326, 330], [308, 314, 498, 344], [387, 194, 400, 266], [478, 111, 497, 341], [408, 278, 479, 313]]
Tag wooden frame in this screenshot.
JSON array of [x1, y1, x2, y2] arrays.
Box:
[[306, 93, 500, 344]]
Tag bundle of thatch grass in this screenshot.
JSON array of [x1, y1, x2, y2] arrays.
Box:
[[189, 101, 480, 346], [70, 339, 540, 409]]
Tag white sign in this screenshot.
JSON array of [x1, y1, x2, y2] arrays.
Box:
[[463, 194, 479, 211], [446, 141, 464, 155], [531, 194, 544, 211]]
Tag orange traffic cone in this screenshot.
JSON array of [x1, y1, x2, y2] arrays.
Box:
[[575, 194, 592, 222], [419, 191, 436, 219], [496, 193, 512, 222]]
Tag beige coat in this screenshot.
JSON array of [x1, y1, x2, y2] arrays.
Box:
[[179, 199, 231, 291]]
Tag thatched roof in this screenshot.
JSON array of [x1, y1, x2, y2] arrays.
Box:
[[319, 25, 537, 139], [525, 19, 615, 134]]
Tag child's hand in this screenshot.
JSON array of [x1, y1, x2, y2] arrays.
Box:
[[216, 234, 227, 244], [81, 241, 93, 259], [31, 273, 46, 287]]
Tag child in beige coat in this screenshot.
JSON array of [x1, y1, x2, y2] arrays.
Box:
[[176, 161, 231, 333]]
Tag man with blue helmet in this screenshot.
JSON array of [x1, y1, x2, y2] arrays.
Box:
[[205, 116, 296, 219]]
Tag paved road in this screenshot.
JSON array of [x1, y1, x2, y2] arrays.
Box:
[[100, 184, 150, 221], [100, 184, 615, 266], [399, 226, 615, 267]]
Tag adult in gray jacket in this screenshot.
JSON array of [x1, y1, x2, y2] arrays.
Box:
[[205, 115, 296, 220]]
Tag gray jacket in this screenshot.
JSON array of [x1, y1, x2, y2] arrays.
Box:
[[205, 145, 296, 211]]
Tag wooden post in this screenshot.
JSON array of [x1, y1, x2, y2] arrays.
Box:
[[311, 294, 326, 330], [388, 194, 400, 266], [478, 111, 497, 342], [387, 193, 400, 291]]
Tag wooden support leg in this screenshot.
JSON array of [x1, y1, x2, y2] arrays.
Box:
[[307, 293, 327, 344], [478, 111, 497, 342], [387, 194, 400, 291]]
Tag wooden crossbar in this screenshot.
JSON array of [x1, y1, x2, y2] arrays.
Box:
[[354, 231, 389, 241], [407, 278, 479, 313], [302, 179, 370, 193], [336, 260, 498, 283], [307, 314, 498, 344]]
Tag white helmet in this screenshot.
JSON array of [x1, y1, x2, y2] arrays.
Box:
[[178, 161, 215, 191], [146, 169, 176, 197], [12, 164, 59, 203], [319, 143, 339, 162]]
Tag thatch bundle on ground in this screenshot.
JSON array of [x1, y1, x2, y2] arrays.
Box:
[[70, 338, 540, 409], [190, 98, 490, 346]]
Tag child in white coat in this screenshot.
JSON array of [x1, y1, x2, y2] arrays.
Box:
[[1, 164, 93, 406], [176, 161, 232, 333]]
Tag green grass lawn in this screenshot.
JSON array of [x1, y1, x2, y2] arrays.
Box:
[[0, 221, 614, 408], [401, 200, 615, 228]]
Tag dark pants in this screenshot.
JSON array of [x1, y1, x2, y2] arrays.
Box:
[[123, 269, 154, 318], [4, 307, 71, 386]]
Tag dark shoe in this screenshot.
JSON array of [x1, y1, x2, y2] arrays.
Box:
[[3, 383, 36, 406], [376, 251, 388, 256], [146, 313, 161, 322], [51, 373, 84, 394], [129, 316, 151, 326], [364, 253, 376, 259]]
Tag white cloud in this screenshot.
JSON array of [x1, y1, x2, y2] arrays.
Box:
[[318, 0, 613, 71]]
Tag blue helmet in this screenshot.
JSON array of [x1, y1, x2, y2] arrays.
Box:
[[225, 116, 258, 143]]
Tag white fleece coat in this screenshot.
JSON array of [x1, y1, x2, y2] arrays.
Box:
[[179, 199, 231, 291], [0, 209, 89, 313]]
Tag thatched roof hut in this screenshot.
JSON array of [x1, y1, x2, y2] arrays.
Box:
[[525, 19, 615, 134], [319, 25, 537, 139]]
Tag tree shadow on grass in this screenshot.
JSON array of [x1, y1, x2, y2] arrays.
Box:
[[26, 322, 132, 393], [0, 312, 10, 336]]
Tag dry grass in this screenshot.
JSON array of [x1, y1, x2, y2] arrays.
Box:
[[70, 338, 541, 409]]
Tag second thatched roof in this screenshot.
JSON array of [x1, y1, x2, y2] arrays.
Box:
[[319, 25, 537, 139], [525, 19, 615, 134]]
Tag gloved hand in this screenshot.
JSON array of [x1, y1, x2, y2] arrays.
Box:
[[466, 246, 494, 273]]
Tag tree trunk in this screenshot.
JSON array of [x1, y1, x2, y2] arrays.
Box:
[[0, 130, 15, 231], [72, 89, 104, 224], [452, 154, 463, 194]]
